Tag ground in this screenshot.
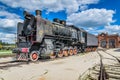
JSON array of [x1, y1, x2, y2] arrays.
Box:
[[0, 48, 120, 80]]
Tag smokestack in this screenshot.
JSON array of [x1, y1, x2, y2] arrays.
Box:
[[53, 18, 60, 23], [60, 20, 66, 26], [35, 10, 42, 16], [23, 11, 30, 16]]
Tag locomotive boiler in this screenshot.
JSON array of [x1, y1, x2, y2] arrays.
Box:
[[13, 10, 89, 61]]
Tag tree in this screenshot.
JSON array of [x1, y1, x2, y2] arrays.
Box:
[[0, 44, 2, 50]]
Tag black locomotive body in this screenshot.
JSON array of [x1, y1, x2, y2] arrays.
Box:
[[13, 10, 97, 61]]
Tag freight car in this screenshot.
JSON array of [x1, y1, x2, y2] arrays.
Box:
[[13, 10, 97, 61], [85, 33, 98, 52]]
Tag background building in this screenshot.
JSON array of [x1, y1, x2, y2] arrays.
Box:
[[98, 33, 120, 48]]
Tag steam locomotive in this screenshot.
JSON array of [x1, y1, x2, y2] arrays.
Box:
[[13, 10, 98, 61]]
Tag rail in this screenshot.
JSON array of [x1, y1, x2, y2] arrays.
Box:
[[96, 50, 109, 80], [96, 48, 120, 80], [76, 48, 120, 80]]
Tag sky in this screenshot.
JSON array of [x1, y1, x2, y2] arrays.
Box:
[[0, 0, 120, 43]]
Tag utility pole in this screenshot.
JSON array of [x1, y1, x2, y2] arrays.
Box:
[[14, 33, 17, 48]]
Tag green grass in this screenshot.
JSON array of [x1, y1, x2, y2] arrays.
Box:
[[0, 50, 12, 55]]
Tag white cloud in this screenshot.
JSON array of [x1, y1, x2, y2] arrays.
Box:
[[105, 25, 120, 34], [85, 27, 100, 35], [77, 0, 99, 4], [0, 32, 16, 43], [79, 5, 88, 11], [0, 0, 99, 15], [0, 11, 22, 43], [67, 8, 115, 27], [85, 25, 120, 35], [0, 11, 23, 28], [0, 11, 20, 19], [0, 18, 22, 28], [0, 0, 119, 43]]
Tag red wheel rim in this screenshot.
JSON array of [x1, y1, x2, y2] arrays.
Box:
[[50, 52, 56, 59], [69, 49, 73, 55], [73, 48, 77, 55], [58, 50, 63, 58], [63, 50, 68, 56], [32, 53, 37, 60]]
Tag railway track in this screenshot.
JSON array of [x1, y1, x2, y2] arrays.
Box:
[[1, 48, 120, 80], [91, 64, 120, 80], [0, 54, 15, 58], [0, 60, 29, 69], [0, 53, 81, 69], [79, 48, 120, 80]]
